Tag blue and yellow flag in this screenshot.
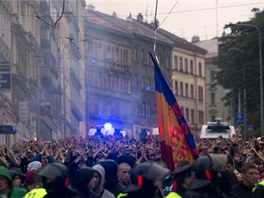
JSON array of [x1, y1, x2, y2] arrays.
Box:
[[150, 52, 199, 171]]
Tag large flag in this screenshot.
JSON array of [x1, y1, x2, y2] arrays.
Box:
[[150, 52, 199, 171]]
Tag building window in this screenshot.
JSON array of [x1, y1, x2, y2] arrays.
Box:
[[211, 93, 215, 106], [146, 77, 151, 91], [198, 86, 203, 101], [134, 102, 138, 115], [198, 62, 202, 77], [142, 102, 146, 116], [190, 84, 194, 98], [191, 109, 195, 124], [115, 47, 119, 62], [199, 110, 204, 124], [180, 82, 183, 96], [179, 57, 183, 71], [167, 56, 171, 68], [147, 103, 151, 116], [134, 48, 138, 61], [141, 49, 145, 63], [175, 80, 178, 95], [190, 60, 193, 74], [142, 76, 145, 90], [181, 106, 184, 113], [186, 108, 189, 122], [210, 71, 216, 82], [185, 83, 189, 97], [185, 58, 188, 73], [174, 55, 178, 70], [134, 74, 138, 89], [98, 102, 103, 115]]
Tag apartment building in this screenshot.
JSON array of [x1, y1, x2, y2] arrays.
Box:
[[194, 37, 232, 124], [0, 0, 207, 143], [81, 7, 207, 138]]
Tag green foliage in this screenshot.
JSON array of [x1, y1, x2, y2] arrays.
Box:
[[216, 8, 264, 133]]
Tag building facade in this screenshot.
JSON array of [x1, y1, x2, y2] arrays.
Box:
[[0, 0, 207, 144], [194, 37, 232, 124], [82, 7, 207, 138]]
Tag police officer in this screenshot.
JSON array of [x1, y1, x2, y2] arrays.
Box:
[[184, 154, 232, 198], [117, 161, 170, 198], [252, 179, 264, 198], [24, 162, 80, 198], [166, 164, 194, 198]]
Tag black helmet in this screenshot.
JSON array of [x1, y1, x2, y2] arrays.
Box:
[[37, 162, 70, 193], [189, 154, 229, 190], [124, 161, 170, 193]]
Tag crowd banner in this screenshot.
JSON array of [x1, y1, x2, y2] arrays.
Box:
[[150, 52, 199, 171]]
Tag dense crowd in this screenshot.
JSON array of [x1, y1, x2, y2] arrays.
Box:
[[0, 133, 263, 197]]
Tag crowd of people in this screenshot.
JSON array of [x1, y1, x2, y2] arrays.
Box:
[[0, 133, 263, 197]]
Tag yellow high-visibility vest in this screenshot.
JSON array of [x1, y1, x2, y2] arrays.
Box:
[[23, 188, 47, 198], [166, 191, 182, 198], [117, 193, 128, 198], [252, 180, 264, 192]]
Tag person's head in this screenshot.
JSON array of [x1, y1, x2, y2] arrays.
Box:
[[91, 164, 105, 196], [74, 167, 95, 194], [172, 164, 194, 189], [9, 169, 24, 188], [77, 160, 88, 169], [189, 154, 231, 190], [99, 159, 119, 188], [90, 170, 101, 189], [240, 163, 259, 187], [117, 162, 131, 186], [0, 166, 12, 194], [37, 162, 70, 194], [94, 153, 105, 163], [23, 171, 36, 191], [27, 161, 42, 172], [41, 154, 49, 166], [124, 161, 170, 197]]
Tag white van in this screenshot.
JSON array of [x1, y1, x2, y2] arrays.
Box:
[[200, 121, 236, 139]]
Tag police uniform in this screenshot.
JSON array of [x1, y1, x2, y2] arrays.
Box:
[[252, 180, 264, 198], [166, 164, 193, 198], [23, 188, 47, 198]]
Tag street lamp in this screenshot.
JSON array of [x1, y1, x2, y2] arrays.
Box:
[[228, 48, 247, 137], [230, 23, 263, 136]]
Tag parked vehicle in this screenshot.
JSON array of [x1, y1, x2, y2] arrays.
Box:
[[200, 120, 236, 139]]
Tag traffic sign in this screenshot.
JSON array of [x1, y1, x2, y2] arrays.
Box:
[[235, 112, 244, 125], [247, 124, 254, 132]]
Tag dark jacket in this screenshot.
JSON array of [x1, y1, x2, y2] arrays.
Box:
[[44, 186, 80, 198], [99, 160, 126, 196], [184, 185, 224, 198], [73, 167, 98, 198], [232, 182, 254, 198]]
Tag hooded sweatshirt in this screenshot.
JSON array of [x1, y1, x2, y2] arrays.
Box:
[[74, 167, 98, 198], [92, 164, 115, 198], [99, 160, 126, 196]]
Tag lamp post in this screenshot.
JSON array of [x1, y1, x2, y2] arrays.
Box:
[[228, 48, 247, 137], [233, 23, 263, 136]]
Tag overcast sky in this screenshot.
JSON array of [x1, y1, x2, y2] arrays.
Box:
[[85, 0, 264, 41]]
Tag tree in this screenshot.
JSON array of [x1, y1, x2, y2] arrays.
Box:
[[216, 8, 264, 134]]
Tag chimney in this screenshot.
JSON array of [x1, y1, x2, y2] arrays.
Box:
[[191, 35, 200, 43], [137, 13, 143, 22]]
